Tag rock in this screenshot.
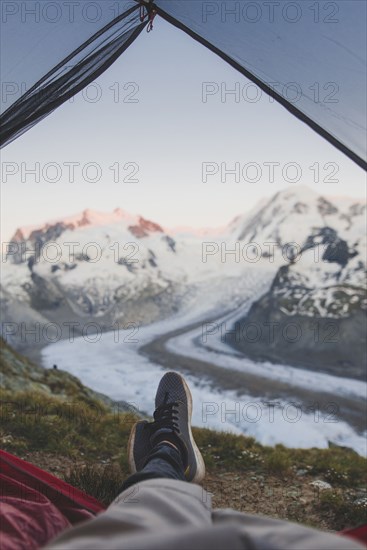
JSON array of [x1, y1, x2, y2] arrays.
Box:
[[310, 480, 332, 491], [0, 338, 144, 418], [353, 497, 367, 506], [227, 277, 367, 380]]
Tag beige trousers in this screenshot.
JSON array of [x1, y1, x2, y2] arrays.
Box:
[[46, 478, 364, 550]]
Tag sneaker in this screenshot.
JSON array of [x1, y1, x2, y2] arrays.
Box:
[[127, 372, 205, 483], [127, 420, 154, 474]]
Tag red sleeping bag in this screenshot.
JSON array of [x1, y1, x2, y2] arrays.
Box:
[[0, 450, 105, 550], [342, 525, 367, 547]]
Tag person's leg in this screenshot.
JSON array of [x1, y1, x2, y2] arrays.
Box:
[[45, 372, 212, 550], [45, 480, 364, 550], [45, 479, 213, 550], [119, 442, 186, 492], [45, 372, 364, 550]]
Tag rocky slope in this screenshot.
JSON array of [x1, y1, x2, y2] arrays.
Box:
[[227, 188, 367, 379], [0, 337, 140, 415]]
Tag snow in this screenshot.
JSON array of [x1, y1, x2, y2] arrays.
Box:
[[231, 185, 365, 248], [166, 323, 366, 400], [4, 186, 366, 456], [0, 262, 31, 301], [41, 322, 366, 456], [7, 186, 366, 307], [41, 268, 367, 457]]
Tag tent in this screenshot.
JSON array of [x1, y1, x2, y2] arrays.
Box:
[[0, 0, 366, 169], [0, 449, 105, 550], [0, 4, 366, 545]]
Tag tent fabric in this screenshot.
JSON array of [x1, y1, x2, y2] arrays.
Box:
[[0, 0, 366, 169], [0, 450, 105, 550], [154, 0, 367, 169], [342, 525, 367, 546], [0, 1, 147, 148]]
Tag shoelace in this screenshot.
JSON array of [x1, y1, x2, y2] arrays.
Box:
[[152, 401, 179, 433]]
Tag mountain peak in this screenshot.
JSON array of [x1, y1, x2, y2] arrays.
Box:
[[128, 217, 164, 239], [11, 208, 138, 242]]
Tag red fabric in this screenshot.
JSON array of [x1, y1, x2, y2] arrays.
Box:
[[341, 525, 367, 546], [0, 450, 105, 550]]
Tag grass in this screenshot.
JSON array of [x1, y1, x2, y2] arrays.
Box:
[[65, 463, 124, 504], [0, 389, 134, 467], [318, 491, 367, 531], [1, 387, 366, 530], [288, 446, 366, 487], [1, 337, 366, 530]]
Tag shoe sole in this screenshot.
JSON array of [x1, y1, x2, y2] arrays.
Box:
[[177, 373, 206, 484], [127, 421, 139, 474]]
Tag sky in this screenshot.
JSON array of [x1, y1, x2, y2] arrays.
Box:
[[1, 14, 366, 241]]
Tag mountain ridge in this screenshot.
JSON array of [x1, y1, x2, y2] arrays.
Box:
[[2, 186, 366, 378]]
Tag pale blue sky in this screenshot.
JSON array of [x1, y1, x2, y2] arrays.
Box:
[[1, 16, 366, 240]]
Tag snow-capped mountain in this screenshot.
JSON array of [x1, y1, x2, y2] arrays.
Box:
[[224, 187, 366, 378], [1, 186, 366, 374], [227, 186, 366, 317], [2, 209, 182, 349], [1, 205, 242, 352], [231, 186, 365, 244]]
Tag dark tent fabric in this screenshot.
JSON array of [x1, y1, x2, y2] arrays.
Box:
[[154, 0, 366, 169], [0, 1, 148, 147], [0, 0, 366, 169]]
